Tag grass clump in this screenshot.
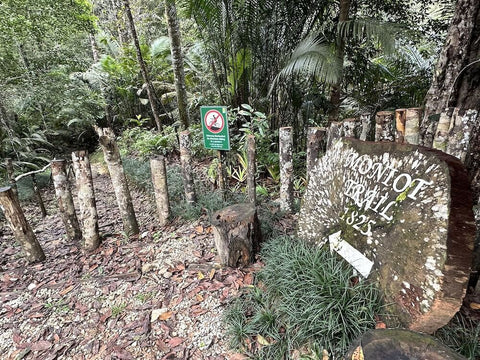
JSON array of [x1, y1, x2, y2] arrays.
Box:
[[434, 313, 480, 359], [225, 236, 383, 359]]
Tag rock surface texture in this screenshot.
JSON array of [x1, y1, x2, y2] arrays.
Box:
[[343, 329, 467, 360], [298, 138, 475, 332]]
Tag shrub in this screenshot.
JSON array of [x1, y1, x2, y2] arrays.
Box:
[[225, 236, 383, 359]]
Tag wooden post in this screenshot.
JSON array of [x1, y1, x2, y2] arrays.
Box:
[[375, 111, 395, 142], [31, 174, 47, 218], [179, 130, 197, 204], [95, 126, 139, 236], [395, 109, 407, 143], [433, 107, 456, 151], [72, 151, 100, 251], [326, 121, 343, 149], [0, 186, 45, 262], [446, 109, 478, 162], [211, 203, 262, 267], [404, 108, 422, 145], [150, 156, 170, 226], [217, 150, 226, 196], [5, 158, 17, 197], [359, 113, 372, 141], [51, 159, 81, 241], [420, 114, 440, 148], [306, 127, 326, 180], [279, 127, 293, 212], [343, 118, 358, 138], [246, 134, 256, 205]]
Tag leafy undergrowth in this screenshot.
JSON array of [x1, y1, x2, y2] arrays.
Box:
[[225, 237, 384, 359], [434, 312, 480, 359]]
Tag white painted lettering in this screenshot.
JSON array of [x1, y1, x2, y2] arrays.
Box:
[[393, 173, 412, 193], [407, 178, 434, 200], [379, 201, 396, 221]]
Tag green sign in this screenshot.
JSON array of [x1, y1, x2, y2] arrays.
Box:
[[200, 106, 230, 151]]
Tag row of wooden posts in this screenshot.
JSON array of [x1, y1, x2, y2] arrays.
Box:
[[1, 106, 476, 263]]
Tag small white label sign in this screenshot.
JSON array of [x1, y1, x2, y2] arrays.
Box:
[[328, 231, 374, 278]]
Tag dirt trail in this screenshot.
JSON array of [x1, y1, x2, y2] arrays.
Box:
[[0, 164, 257, 360]]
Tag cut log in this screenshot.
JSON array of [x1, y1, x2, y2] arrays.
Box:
[[279, 127, 293, 212], [51, 160, 81, 241], [359, 113, 372, 141], [0, 186, 45, 262], [306, 127, 326, 181], [404, 107, 422, 145], [326, 121, 343, 149], [150, 156, 170, 226], [395, 108, 407, 143], [375, 111, 395, 142], [72, 150, 100, 251], [95, 126, 139, 236], [343, 118, 358, 138], [211, 203, 262, 267], [433, 107, 457, 151]]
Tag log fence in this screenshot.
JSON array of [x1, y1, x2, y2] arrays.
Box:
[[2, 108, 478, 263]]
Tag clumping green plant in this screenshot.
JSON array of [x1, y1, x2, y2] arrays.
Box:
[[225, 236, 384, 359], [434, 313, 480, 360]]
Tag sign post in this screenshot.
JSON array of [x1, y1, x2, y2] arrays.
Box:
[[200, 106, 230, 151], [201, 106, 230, 196]]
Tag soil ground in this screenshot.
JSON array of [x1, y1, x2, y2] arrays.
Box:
[[0, 163, 276, 360]]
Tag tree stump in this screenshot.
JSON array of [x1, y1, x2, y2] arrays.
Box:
[[211, 203, 262, 267], [51, 160, 81, 241], [306, 127, 326, 181], [279, 127, 293, 212], [72, 150, 100, 251], [0, 186, 45, 262], [95, 126, 139, 236], [150, 156, 170, 226]]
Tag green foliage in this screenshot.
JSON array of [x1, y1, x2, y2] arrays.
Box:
[[111, 303, 127, 317], [225, 236, 383, 359], [15, 172, 52, 202], [434, 313, 480, 360], [118, 126, 178, 159], [229, 105, 277, 179]]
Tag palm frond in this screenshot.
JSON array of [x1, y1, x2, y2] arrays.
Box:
[[150, 36, 171, 58], [338, 19, 406, 54], [273, 36, 340, 90]]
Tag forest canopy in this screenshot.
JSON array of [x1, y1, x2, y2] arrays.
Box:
[[0, 0, 462, 172]]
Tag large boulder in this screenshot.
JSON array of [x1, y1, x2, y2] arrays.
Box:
[[298, 138, 475, 332], [343, 329, 466, 360]]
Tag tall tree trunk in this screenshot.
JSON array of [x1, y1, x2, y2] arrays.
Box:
[[328, 0, 351, 122], [90, 32, 113, 127], [51, 160, 82, 241], [421, 0, 480, 292], [420, 0, 480, 145], [123, 0, 163, 131], [165, 0, 190, 130]]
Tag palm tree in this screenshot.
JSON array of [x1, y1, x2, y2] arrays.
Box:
[[165, 0, 190, 130]]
